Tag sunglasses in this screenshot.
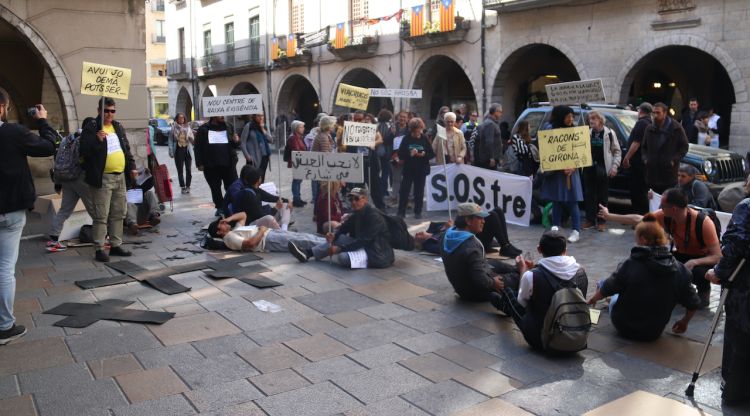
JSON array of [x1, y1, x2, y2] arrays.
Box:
[[347, 195, 361, 202], [103, 109, 116, 114]]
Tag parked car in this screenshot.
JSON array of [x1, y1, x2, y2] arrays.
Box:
[[513, 104, 747, 199], [148, 118, 171, 145]]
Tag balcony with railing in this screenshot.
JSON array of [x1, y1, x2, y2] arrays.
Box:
[[152, 34, 166, 43], [198, 43, 265, 77], [166, 58, 193, 80], [327, 34, 379, 60], [400, 17, 470, 49]]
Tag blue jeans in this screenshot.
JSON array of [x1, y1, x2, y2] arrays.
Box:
[[597, 280, 618, 315], [292, 179, 302, 203], [311, 234, 355, 268], [0, 210, 26, 330], [379, 157, 391, 196], [552, 201, 581, 231]]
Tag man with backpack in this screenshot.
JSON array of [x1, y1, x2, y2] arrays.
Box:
[[288, 187, 395, 269], [599, 187, 722, 307], [677, 164, 717, 210], [491, 230, 590, 353]]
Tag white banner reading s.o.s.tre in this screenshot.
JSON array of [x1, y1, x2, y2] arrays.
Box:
[[291, 151, 364, 182], [427, 164, 533, 226], [202, 94, 263, 117]]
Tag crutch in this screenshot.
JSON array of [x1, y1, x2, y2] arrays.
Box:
[[685, 258, 746, 397]]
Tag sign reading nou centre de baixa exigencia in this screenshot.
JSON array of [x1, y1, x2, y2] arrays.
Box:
[[202, 94, 264, 117]]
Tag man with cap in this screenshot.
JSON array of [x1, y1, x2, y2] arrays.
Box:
[[289, 187, 394, 269], [439, 202, 520, 303]]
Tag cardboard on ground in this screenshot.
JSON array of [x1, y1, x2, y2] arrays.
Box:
[[537, 125, 592, 171], [583, 390, 702, 416], [335, 83, 370, 110], [80, 62, 131, 100], [545, 79, 606, 105], [32, 194, 92, 241], [619, 335, 722, 375]]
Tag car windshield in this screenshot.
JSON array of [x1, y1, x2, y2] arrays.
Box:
[[156, 119, 169, 128], [610, 111, 638, 136]]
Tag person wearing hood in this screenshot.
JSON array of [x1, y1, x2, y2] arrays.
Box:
[[587, 213, 700, 341], [705, 197, 750, 405], [490, 230, 588, 351]]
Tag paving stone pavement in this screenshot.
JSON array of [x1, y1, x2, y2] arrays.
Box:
[[2, 147, 748, 415]]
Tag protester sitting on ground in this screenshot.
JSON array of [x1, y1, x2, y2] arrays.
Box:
[[587, 213, 700, 341], [223, 165, 289, 229], [677, 164, 717, 209], [288, 187, 394, 269], [599, 187, 721, 307], [315, 181, 345, 234], [439, 203, 520, 303], [207, 211, 324, 253], [705, 197, 750, 406], [125, 187, 161, 235], [490, 230, 589, 352]]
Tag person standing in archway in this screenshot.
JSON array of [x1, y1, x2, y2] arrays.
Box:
[[641, 102, 689, 194], [168, 112, 194, 194], [681, 98, 700, 144], [240, 114, 271, 182], [194, 116, 240, 217], [622, 102, 653, 215]]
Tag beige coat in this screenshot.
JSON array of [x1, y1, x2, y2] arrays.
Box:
[[432, 126, 467, 164]]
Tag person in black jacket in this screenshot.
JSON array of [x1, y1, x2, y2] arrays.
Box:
[[641, 102, 689, 194], [587, 213, 700, 341], [473, 103, 504, 170], [194, 116, 240, 217], [289, 187, 394, 269], [79, 98, 137, 263], [0, 94, 56, 344], [622, 102, 652, 214], [224, 166, 288, 228], [397, 117, 434, 219]]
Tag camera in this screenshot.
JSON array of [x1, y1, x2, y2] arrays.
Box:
[[27, 106, 38, 118]]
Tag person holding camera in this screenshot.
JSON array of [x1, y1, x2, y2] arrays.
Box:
[[0, 92, 56, 344], [397, 117, 434, 219]]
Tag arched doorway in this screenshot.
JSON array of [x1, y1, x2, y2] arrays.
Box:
[[175, 87, 193, 121], [200, 86, 214, 119], [492, 44, 580, 120], [411, 55, 477, 123], [332, 68, 393, 115], [620, 46, 735, 147], [229, 81, 261, 133], [276, 74, 319, 131]]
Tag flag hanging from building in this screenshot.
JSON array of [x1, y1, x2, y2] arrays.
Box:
[[287, 34, 296, 57], [439, 0, 455, 32], [271, 37, 279, 60], [410, 5, 424, 37], [334, 22, 346, 48]]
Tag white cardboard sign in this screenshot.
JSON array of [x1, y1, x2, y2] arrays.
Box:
[[291, 151, 364, 182], [202, 94, 264, 117], [369, 88, 423, 99], [343, 121, 377, 147], [545, 79, 606, 105]]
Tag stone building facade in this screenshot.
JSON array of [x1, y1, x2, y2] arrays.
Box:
[[167, 0, 750, 152]]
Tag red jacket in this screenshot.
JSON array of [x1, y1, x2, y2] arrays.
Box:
[[315, 191, 344, 233], [286, 133, 306, 168]]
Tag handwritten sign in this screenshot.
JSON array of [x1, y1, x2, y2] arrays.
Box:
[[343, 121, 377, 147], [81, 62, 132, 99], [291, 151, 364, 182], [537, 126, 592, 171], [202, 94, 263, 117], [335, 83, 370, 110], [369, 88, 422, 99], [545, 79, 606, 105], [208, 130, 229, 144]]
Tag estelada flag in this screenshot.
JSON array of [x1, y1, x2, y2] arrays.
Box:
[[271, 37, 279, 59], [410, 5, 424, 37], [334, 22, 345, 49], [440, 0, 455, 32], [287, 34, 296, 57]]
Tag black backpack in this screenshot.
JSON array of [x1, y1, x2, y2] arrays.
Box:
[[664, 206, 721, 249], [381, 213, 415, 251]]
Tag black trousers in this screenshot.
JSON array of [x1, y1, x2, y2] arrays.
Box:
[[398, 172, 426, 215], [673, 252, 712, 295], [477, 208, 511, 250], [583, 165, 609, 223], [364, 156, 385, 210], [174, 147, 192, 188], [203, 165, 238, 209], [258, 155, 270, 183], [629, 164, 649, 215], [722, 302, 750, 402]]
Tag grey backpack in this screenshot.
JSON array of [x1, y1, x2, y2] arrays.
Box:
[[537, 267, 591, 352]]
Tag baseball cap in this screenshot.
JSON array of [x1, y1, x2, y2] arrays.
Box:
[[457, 202, 489, 218], [348, 187, 368, 198]]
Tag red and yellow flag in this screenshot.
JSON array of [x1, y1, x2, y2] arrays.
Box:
[[271, 37, 279, 60], [287, 34, 296, 57], [410, 5, 424, 37], [439, 0, 455, 32], [334, 22, 345, 48]]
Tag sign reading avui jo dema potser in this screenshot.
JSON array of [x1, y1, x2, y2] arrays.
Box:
[[537, 126, 593, 171], [335, 83, 370, 111], [81, 62, 132, 100]]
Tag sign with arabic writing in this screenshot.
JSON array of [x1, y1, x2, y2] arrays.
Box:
[[537, 126, 592, 171], [343, 121, 377, 147], [291, 151, 364, 182]]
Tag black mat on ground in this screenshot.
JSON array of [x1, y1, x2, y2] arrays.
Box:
[[205, 263, 271, 279], [106, 260, 148, 276], [209, 254, 263, 270], [143, 275, 191, 294], [74, 275, 134, 289], [44, 299, 175, 328], [238, 276, 282, 288]]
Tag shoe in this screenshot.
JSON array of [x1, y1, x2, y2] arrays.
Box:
[[596, 223, 606, 232], [0, 325, 26, 345], [292, 200, 305, 208], [181, 187, 187, 194], [551, 226, 559, 232], [698, 291, 710, 309], [582, 220, 595, 230], [567, 230, 580, 243], [500, 244, 522, 258], [288, 241, 309, 263], [95, 250, 110, 262], [186, 187, 191, 194], [45, 240, 67, 252], [488, 292, 507, 314], [414, 213, 422, 219], [109, 246, 132, 257], [148, 213, 161, 227], [125, 222, 139, 236]]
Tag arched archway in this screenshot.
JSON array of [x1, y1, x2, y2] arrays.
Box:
[[331, 68, 393, 115], [276, 74, 319, 130], [229, 81, 261, 132], [491, 44, 581, 121], [199, 86, 214, 118], [411, 55, 477, 122], [619, 45, 736, 147], [175, 87, 193, 121]]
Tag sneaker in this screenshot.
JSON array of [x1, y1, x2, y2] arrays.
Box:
[[45, 240, 67, 252], [148, 213, 161, 227], [568, 230, 580, 243], [181, 187, 187, 194], [288, 241, 309, 263], [551, 226, 560, 232], [292, 200, 306, 208], [95, 250, 110, 262], [582, 220, 595, 230], [0, 325, 26, 345], [109, 246, 132, 257], [500, 244, 523, 258], [186, 187, 191, 194], [488, 292, 508, 315]]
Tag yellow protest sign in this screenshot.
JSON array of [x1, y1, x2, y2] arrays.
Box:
[[80, 62, 132, 100], [335, 83, 370, 111], [537, 125, 592, 171]]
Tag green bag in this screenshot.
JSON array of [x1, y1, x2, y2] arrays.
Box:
[[542, 202, 553, 229]]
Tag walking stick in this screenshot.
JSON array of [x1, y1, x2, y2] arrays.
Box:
[[279, 121, 285, 196], [685, 258, 746, 397], [441, 138, 452, 222]]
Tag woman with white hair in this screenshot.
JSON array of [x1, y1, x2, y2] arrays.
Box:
[[286, 120, 307, 207], [432, 111, 467, 165]]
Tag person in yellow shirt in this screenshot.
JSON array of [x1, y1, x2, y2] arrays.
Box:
[[79, 98, 137, 262]]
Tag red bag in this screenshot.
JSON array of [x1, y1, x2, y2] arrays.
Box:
[[148, 154, 173, 209]]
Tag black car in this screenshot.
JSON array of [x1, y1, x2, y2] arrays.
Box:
[[148, 118, 171, 146], [513, 104, 747, 198]]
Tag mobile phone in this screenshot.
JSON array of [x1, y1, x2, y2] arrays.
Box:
[[523, 251, 532, 262]]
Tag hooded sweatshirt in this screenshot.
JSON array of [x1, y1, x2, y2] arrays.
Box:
[[518, 255, 581, 307], [440, 227, 496, 301], [600, 245, 700, 341]]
